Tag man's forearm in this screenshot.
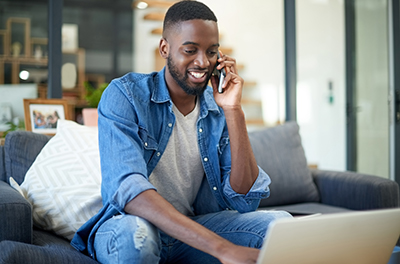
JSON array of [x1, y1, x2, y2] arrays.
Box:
[[124, 189, 233, 259], [223, 106, 259, 194]]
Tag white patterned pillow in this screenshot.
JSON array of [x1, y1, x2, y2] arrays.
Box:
[[11, 119, 102, 240]]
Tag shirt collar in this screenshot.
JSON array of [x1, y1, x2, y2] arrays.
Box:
[[151, 67, 171, 104]]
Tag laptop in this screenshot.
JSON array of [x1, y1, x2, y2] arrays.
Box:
[[257, 208, 400, 264]]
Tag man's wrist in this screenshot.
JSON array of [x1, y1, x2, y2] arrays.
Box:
[[211, 238, 236, 261], [222, 105, 243, 115]]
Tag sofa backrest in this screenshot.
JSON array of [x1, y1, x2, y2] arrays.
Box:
[[4, 123, 320, 208], [248, 122, 320, 207], [4, 131, 50, 185], [0, 145, 5, 182]]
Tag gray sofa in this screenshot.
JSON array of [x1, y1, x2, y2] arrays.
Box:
[[0, 121, 399, 263]]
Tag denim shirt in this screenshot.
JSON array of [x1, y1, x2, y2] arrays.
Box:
[[71, 68, 271, 257]]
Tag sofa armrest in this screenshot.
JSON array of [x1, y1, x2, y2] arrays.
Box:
[[312, 169, 400, 210], [0, 240, 99, 264], [0, 180, 32, 244]]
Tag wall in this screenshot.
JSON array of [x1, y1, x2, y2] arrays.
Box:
[[296, 0, 346, 170], [133, 0, 347, 171]]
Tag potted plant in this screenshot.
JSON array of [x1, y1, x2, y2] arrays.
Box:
[[0, 120, 25, 145], [82, 81, 107, 126]]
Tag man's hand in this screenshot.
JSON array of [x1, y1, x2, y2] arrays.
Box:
[[210, 52, 244, 109], [219, 245, 260, 264]]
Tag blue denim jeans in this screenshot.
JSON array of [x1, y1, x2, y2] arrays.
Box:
[[93, 210, 291, 264]]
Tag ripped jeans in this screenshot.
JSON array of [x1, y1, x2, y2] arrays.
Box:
[[93, 210, 291, 264]]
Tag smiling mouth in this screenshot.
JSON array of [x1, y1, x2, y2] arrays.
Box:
[[189, 71, 207, 79]]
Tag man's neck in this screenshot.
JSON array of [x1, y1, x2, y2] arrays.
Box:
[[170, 92, 197, 116]]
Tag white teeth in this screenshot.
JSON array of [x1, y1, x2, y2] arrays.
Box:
[[190, 72, 205, 79]]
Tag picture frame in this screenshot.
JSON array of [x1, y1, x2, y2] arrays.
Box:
[[23, 99, 70, 135], [7, 17, 31, 57], [0, 30, 6, 56], [62, 24, 78, 52]]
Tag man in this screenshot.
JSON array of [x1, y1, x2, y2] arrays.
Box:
[[71, 1, 291, 263]]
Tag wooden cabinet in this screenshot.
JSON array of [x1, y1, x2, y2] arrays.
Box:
[[0, 17, 86, 103]]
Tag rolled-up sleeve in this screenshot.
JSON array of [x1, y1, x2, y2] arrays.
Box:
[[222, 166, 271, 213], [111, 174, 156, 213]]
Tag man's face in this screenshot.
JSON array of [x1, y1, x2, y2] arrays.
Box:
[[162, 19, 219, 96]]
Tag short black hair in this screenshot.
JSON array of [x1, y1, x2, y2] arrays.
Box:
[[163, 0, 217, 37]]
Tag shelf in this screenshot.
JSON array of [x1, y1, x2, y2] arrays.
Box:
[[245, 119, 265, 126], [144, 12, 165, 21], [243, 81, 257, 88], [0, 56, 48, 66], [132, 0, 175, 9], [241, 99, 262, 106], [151, 28, 163, 35], [220, 47, 233, 55]]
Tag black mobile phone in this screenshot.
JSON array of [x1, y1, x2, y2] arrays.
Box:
[[213, 53, 226, 93]]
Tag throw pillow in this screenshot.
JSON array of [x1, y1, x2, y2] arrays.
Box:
[[11, 120, 102, 240], [249, 122, 320, 207]]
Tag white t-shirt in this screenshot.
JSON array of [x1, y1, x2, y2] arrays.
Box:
[[149, 99, 204, 216]]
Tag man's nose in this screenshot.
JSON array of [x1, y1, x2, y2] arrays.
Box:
[[194, 52, 210, 68]]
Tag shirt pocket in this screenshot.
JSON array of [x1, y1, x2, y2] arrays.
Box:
[[138, 126, 159, 162]]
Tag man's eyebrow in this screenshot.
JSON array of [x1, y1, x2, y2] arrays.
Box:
[[182, 41, 199, 46], [182, 41, 220, 48]]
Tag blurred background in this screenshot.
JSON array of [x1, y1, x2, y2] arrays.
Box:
[[0, 0, 399, 184]]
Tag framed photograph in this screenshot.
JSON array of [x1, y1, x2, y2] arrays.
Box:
[[62, 24, 78, 52], [23, 99, 70, 135]]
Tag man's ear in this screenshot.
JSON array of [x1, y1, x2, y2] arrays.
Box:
[[159, 38, 169, 59]]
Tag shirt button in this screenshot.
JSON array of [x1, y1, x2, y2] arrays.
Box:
[[199, 128, 203, 133], [144, 142, 148, 147], [203, 157, 208, 162], [213, 186, 217, 191], [168, 123, 172, 127], [157, 152, 161, 156]]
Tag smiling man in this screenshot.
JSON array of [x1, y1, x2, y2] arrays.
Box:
[[71, 1, 291, 263]]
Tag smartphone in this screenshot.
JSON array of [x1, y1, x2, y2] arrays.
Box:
[[213, 53, 226, 93]]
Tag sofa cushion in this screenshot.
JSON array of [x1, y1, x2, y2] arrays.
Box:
[[12, 120, 102, 240], [259, 202, 352, 215], [249, 122, 320, 207], [4, 131, 50, 185]]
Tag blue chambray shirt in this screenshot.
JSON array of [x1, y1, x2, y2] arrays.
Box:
[[71, 68, 271, 257]]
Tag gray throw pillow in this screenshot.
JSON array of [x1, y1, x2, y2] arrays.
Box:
[[249, 122, 320, 207], [4, 131, 50, 185]]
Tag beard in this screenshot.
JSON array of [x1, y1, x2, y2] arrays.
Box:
[[167, 55, 211, 96]]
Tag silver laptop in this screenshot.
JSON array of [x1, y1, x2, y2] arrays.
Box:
[[257, 208, 400, 264]]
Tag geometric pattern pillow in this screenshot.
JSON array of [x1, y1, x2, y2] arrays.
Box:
[[10, 120, 102, 240]]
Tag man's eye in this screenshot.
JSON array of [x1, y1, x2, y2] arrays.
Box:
[[185, 50, 196, 54], [208, 51, 218, 56]]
